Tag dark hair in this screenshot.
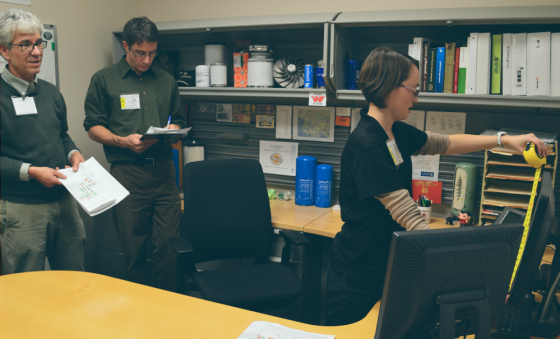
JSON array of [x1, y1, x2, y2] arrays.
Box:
[[123, 16, 159, 49], [357, 47, 419, 108], [460, 209, 472, 217]]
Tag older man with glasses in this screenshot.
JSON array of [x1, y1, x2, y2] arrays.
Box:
[[0, 9, 86, 273], [84, 16, 185, 292]]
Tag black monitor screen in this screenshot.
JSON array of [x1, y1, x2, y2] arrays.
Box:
[[375, 224, 523, 339], [507, 171, 555, 302]]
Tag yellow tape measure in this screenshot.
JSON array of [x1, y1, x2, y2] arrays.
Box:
[[509, 143, 546, 289]]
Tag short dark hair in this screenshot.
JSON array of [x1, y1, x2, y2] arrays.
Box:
[[357, 47, 419, 108], [123, 16, 159, 49]]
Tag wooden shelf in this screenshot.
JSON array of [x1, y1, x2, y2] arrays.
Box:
[[179, 87, 326, 99], [336, 90, 560, 110], [485, 180, 533, 195], [486, 167, 541, 182], [483, 193, 530, 210], [487, 154, 554, 168]]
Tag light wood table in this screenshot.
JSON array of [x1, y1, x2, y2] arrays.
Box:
[[0, 271, 379, 339], [304, 211, 453, 238], [182, 199, 332, 232], [269, 200, 332, 232]]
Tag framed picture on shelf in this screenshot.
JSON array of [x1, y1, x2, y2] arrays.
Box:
[[292, 106, 335, 143]]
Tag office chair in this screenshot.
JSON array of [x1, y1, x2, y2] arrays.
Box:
[[169, 158, 309, 311]]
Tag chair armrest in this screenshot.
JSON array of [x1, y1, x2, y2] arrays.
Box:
[[279, 229, 310, 246], [168, 237, 194, 254]]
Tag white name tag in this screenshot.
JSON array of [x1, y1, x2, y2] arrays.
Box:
[[120, 93, 141, 110], [386, 140, 404, 167], [12, 96, 38, 115]]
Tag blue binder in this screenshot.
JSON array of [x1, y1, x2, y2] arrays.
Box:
[[435, 47, 446, 93]]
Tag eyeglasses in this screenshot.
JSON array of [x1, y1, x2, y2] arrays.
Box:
[[9, 40, 47, 53], [130, 49, 159, 59], [399, 84, 420, 97]]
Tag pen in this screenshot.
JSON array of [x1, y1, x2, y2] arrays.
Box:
[[167, 116, 171, 128]]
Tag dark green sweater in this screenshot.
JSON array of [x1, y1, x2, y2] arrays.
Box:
[[1, 77, 78, 204]]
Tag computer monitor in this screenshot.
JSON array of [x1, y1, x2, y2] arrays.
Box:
[[375, 224, 524, 339], [500, 171, 554, 303], [493, 207, 526, 226], [494, 171, 558, 337]]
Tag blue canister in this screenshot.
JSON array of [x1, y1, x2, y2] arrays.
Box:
[[304, 64, 315, 88], [315, 164, 333, 208], [295, 156, 317, 206], [316, 60, 325, 88], [344, 60, 362, 90]]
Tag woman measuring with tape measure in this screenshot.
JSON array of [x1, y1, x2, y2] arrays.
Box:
[[327, 46, 549, 326]]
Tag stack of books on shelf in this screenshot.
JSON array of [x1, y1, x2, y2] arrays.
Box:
[[409, 32, 560, 97], [478, 128, 557, 225]]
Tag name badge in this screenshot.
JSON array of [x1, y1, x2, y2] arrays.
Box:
[[12, 96, 38, 115], [120, 93, 141, 110], [386, 139, 404, 167]]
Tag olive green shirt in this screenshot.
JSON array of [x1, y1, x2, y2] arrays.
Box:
[[84, 56, 185, 163]]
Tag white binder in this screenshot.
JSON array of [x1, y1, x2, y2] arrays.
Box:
[[476, 33, 491, 95], [527, 32, 551, 97], [502, 33, 512, 96], [466, 33, 478, 94], [511, 33, 527, 96], [552, 33, 560, 97]]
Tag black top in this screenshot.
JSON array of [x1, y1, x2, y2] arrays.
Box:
[[1, 77, 78, 204], [328, 109, 427, 285]]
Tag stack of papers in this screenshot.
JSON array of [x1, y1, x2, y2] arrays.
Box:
[[237, 321, 334, 339], [58, 157, 129, 216], [140, 126, 191, 141]]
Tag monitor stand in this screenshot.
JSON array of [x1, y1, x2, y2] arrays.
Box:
[[436, 289, 491, 339]]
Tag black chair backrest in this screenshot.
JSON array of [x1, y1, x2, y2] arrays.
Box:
[[183, 159, 273, 263]]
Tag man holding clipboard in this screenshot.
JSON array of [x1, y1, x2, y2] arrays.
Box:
[[84, 17, 186, 292]]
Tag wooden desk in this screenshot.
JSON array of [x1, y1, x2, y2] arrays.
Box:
[[269, 200, 332, 232], [304, 211, 453, 238], [181, 199, 332, 232], [0, 271, 379, 339]]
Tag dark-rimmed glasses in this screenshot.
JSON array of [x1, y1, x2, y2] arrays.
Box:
[[130, 49, 159, 59], [9, 40, 47, 53], [398, 84, 420, 97]]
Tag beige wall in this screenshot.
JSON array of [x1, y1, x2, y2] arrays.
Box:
[[136, 0, 558, 22], [0, 0, 138, 271]]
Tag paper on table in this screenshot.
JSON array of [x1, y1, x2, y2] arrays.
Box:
[[411, 154, 440, 181], [276, 106, 292, 139], [237, 321, 334, 339], [425, 111, 466, 135], [58, 157, 129, 217]]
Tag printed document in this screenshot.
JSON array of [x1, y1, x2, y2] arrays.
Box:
[[412, 154, 440, 181], [276, 106, 292, 139], [259, 140, 298, 176], [237, 321, 334, 339], [58, 157, 129, 216], [425, 111, 466, 135]]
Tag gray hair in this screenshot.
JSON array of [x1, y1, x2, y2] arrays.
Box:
[[0, 9, 43, 47]]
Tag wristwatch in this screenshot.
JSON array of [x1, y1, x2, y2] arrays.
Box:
[[497, 131, 507, 148]]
